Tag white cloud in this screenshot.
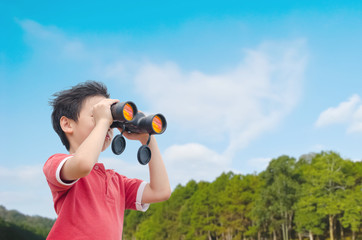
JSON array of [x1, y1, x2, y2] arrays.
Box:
[[17, 19, 127, 82], [163, 143, 233, 187], [133, 40, 307, 156], [18, 19, 84, 61], [315, 94, 362, 133], [315, 94, 360, 127], [0, 164, 44, 186], [348, 105, 362, 133], [0, 164, 56, 218]]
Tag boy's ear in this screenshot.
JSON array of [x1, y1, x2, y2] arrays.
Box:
[[60, 116, 74, 134]]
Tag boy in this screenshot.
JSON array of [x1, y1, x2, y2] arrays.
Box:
[[44, 81, 171, 239]]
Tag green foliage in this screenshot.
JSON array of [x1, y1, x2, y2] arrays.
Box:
[[257, 155, 299, 240], [296, 152, 356, 240], [340, 160, 362, 234], [123, 151, 362, 240], [0, 205, 55, 240]]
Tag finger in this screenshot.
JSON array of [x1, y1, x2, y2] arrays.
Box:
[[122, 131, 132, 137], [122, 131, 138, 139], [105, 98, 119, 106], [93, 99, 119, 108]]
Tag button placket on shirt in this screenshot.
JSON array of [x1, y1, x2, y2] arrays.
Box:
[[93, 164, 108, 197], [105, 170, 116, 201], [94, 164, 116, 201]]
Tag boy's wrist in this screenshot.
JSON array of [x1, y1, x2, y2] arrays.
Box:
[[140, 136, 148, 145]]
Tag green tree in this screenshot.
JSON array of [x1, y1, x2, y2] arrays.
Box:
[[220, 173, 260, 239], [305, 152, 350, 240], [179, 181, 214, 239], [294, 154, 325, 240], [340, 160, 362, 240], [134, 203, 166, 240], [124, 180, 199, 240], [257, 155, 299, 240], [294, 189, 325, 239]]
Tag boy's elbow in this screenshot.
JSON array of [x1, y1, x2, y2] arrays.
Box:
[[160, 188, 172, 201], [165, 190, 172, 201], [151, 187, 171, 202]]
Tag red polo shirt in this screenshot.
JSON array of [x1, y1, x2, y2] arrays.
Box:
[[43, 153, 149, 240]]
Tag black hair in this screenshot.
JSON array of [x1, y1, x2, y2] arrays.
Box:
[[49, 81, 110, 151]]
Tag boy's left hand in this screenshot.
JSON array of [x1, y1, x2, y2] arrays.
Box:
[[117, 110, 150, 145], [118, 129, 149, 145]]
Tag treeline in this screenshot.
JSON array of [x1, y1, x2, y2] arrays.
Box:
[[123, 151, 362, 240], [0, 205, 54, 240]]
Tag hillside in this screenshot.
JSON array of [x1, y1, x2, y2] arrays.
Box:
[[0, 205, 55, 240]]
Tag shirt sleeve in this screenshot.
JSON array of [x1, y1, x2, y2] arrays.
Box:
[[123, 176, 150, 212], [43, 153, 79, 192]]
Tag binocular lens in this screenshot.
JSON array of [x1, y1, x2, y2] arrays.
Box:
[[152, 115, 163, 133], [123, 103, 134, 121], [111, 101, 137, 122]]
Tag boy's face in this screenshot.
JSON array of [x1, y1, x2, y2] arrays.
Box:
[[72, 95, 113, 152]]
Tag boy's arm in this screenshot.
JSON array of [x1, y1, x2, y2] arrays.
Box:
[[61, 99, 118, 181], [123, 132, 171, 203]]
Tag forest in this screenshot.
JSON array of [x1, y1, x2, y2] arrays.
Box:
[[0, 151, 361, 240], [123, 151, 362, 240]]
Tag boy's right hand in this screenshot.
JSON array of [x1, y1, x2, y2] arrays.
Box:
[[92, 99, 119, 125]]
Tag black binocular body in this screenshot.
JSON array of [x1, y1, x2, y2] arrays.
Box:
[[110, 101, 167, 165]]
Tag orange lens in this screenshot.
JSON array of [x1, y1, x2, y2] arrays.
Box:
[[123, 103, 134, 121], [152, 116, 163, 133]]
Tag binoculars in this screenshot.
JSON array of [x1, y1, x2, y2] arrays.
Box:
[[110, 101, 167, 165]]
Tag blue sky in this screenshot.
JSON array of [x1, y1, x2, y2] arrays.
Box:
[[1, 1, 362, 218]]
